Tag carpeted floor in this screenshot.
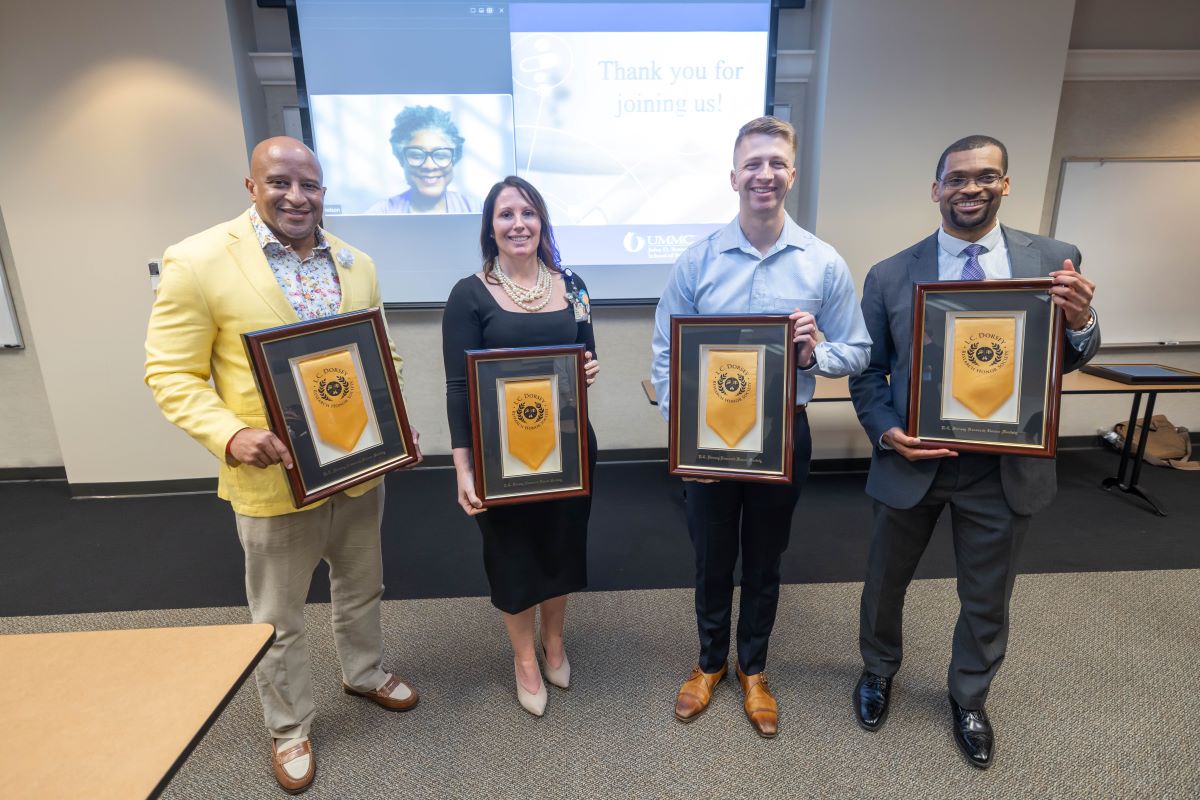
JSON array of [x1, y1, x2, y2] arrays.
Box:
[[3, 569, 1195, 799]]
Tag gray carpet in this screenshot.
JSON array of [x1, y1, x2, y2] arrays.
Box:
[[2, 570, 1196, 799]]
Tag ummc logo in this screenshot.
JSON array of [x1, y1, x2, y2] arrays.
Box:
[[623, 232, 697, 258], [623, 232, 646, 253]]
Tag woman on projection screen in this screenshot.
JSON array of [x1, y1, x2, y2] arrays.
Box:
[[368, 105, 482, 214]]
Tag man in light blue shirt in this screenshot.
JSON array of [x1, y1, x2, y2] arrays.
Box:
[[848, 135, 1098, 770], [651, 116, 870, 737]]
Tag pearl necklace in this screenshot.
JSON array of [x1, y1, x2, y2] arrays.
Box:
[[494, 258, 552, 312]]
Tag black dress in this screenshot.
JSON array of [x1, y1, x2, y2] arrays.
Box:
[[442, 273, 598, 614]]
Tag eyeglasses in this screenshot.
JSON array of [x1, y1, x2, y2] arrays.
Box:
[[401, 146, 454, 168], [940, 173, 1005, 190]]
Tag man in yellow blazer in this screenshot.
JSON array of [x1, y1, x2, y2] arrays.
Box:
[[145, 137, 419, 794]]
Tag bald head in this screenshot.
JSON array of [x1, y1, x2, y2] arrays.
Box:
[[245, 136, 325, 252], [250, 137, 322, 182]]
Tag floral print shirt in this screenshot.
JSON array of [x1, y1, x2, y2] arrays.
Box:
[[249, 206, 342, 320]]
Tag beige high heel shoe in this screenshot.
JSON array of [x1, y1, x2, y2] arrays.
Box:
[[515, 659, 547, 717], [541, 639, 571, 690]]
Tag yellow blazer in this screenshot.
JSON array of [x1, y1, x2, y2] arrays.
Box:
[[145, 210, 403, 517]]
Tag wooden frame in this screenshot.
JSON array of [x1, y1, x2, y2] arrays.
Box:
[[465, 344, 590, 507], [668, 315, 796, 483], [909, 279, 1065, 458], [243, 308, 417, 507]]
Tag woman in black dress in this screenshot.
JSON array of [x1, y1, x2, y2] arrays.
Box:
[[442, 176, 598, 717]]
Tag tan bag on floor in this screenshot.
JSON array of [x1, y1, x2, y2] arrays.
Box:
[[1113, 414, 1199, 470]]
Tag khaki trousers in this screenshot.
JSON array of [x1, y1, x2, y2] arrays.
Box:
[[234, 485, 388, 739]]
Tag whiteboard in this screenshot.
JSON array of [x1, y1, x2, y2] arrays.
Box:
[[0, 249, 22, 348], [1051, 159, 1200, 346]]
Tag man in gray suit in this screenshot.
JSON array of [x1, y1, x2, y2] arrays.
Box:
[[848, 135, 1098, 769]]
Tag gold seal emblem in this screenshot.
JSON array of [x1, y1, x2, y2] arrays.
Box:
[[712, 363, 751, 403], [960, 333, 1009, 375], [312, 368, 356, 408], [511, 393, 548, 430]]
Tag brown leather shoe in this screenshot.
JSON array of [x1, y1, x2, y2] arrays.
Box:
[[271, 737, 314, 795], [343, 673, 419, 711], [674, 663, 727, 722], [737, 664, 778, 738]]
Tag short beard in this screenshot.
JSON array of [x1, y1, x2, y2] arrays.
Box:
[[949, 203, 994, 230]]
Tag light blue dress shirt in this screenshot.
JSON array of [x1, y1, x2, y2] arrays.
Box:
[[937, 224, 1097, 352], [651, 215, 871, 418]]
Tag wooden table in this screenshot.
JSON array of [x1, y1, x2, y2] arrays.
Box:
[[0, 623, 274, 799], [1063, 370, 1200, 516], [642, 370, 1200, 515]]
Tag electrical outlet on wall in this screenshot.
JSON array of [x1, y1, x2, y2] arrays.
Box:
[[148, 259, 161, 292]]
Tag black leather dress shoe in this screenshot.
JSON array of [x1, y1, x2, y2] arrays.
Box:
[[949, 695, 994, 769], [854, 671, 892, 731]]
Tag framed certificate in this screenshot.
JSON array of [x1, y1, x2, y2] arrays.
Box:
[[242, 308, 417, 507], [465, 344, 590, 507], [909, 279, 1065, 457], [669, 315, 796, 483]]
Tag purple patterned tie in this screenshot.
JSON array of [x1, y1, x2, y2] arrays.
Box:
[[960, 243, 986, 281]]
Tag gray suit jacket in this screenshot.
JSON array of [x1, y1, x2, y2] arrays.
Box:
[[849, 225, 1100, 515]]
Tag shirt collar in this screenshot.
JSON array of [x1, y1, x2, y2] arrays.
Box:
[[938, 221, 1003, 257], [718, 214, 811, 257], [248, 206, 330, 254]]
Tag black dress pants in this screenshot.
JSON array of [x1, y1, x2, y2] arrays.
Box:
[[858, 453, 1030, 709], [685, 411, 812, 676]]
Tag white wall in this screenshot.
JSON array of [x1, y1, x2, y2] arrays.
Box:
[[1069, 0, 1200, 49], [1041, 80, 1200, 435], [0, 0, 253, 483], [1046, 0, 1200, 435], [3, 0, 1197, 482], [1040, 82, 1200, 234], [795, 0, 1077, 456], [814, 0, 1075, 274]]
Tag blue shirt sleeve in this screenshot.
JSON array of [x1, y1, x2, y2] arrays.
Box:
[[650, 249, 698, 420], [811, 253, 872, 378]]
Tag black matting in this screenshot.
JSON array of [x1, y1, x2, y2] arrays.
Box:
[[2, 448, 1198, 617]]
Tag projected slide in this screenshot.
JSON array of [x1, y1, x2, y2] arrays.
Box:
[[509, 10, 768, 266], [294, 0, 772, 303]]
